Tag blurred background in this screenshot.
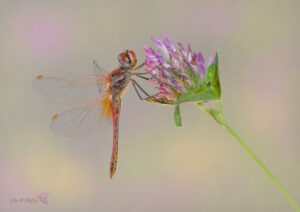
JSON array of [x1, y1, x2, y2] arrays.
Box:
[[0, 0, 300, 211]]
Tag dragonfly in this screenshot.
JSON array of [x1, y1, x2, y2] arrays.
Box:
[[33, 50, 154, 178]]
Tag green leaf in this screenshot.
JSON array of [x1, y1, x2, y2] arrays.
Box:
[[177, 88, 220, 103], [205, 53, 221, 97], [184, 68, 199, 88], [174, 104, 182, 127]]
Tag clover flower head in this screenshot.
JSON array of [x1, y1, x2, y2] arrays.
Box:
[[143, 35, 221, 126], [144, 36, 220, 105]]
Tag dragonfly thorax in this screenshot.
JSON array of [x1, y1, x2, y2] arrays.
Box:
[[109, 68, 131, 96]]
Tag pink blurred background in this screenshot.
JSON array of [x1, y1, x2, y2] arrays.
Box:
[[0, 1, 299, 211]]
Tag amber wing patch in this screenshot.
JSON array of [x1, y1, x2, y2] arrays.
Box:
[[101, 92, 113, 119]]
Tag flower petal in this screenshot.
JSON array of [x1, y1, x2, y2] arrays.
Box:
[[151, 37, 169, 58], [198, 52, 206, 77]]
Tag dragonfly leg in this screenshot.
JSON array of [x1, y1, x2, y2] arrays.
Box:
[[133, 62, 145, 71], [133, 72, 148, 76], [131, 71, 158, 81], [133, 74, 152, 81], [132, 81, 144, 100], [131, 79, 159, 100], [131, 64, 160, 80], [131, 79, 149, 100]]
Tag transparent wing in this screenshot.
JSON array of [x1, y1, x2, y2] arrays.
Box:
[[33, 75, 106, 106], [50, 98, 110, 136], [93, 60, 107, 76]]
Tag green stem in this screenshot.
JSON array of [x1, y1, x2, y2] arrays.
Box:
[[198, 104, 300, 211], [224, 123, 300, 211]]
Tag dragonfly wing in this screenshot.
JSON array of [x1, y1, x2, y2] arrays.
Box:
[[93, 60, 107, 76], [109, 97, 121, 178], [50, 98, 108, 136], [33, 75, 106, 106]]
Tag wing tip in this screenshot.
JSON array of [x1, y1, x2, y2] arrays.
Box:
[[51, 114, 59, 120], [36, 75, 44, 80]]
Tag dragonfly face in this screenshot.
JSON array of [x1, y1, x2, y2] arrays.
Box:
[[33, 49, 144, 179], [118, 49, 137, 70]]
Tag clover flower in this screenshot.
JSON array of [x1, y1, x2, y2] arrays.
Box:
[[144, 36, 220, 104], [144, 36, 221, 126]]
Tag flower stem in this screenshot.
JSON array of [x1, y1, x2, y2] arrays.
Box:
[[197, 104, 300, 211], [223, 122, 300, 211]]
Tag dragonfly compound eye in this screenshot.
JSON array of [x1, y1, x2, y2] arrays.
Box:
[[127, 50, 137, 68], [118, 50, 137, 69]]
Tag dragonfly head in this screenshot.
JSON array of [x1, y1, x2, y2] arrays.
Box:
[[118, 49, 137, 70]]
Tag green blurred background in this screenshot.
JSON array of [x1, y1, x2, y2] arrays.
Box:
[[0, 0, 300, 211]]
